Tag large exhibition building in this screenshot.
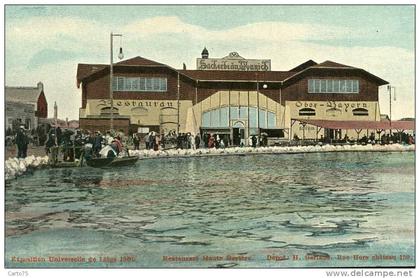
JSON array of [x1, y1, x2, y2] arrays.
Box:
[[76, 48, 410, 145]]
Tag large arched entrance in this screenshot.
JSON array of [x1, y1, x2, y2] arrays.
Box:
[[232, 121, 245, 146]]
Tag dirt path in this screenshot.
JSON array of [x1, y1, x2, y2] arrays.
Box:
[[5, 145, 47, 160]]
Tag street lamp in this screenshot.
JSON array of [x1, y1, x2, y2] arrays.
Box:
[[387, 85, 396, 138], [110, 32, 124, 132]]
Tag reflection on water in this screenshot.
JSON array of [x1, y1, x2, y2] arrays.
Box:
[[5, 152, 415, 267]]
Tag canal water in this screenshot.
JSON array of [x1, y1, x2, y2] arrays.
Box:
[[5, 152, 415, 268]]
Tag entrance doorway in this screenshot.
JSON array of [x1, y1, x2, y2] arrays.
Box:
[[325, 128, 342, 142], [232, 121, 245, 146]]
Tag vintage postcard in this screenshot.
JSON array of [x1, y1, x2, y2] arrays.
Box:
[[3, 3, 416, 275]]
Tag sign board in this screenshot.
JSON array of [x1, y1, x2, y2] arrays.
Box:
[[196, 52, 271, 71], [138, 127, 149, 134]]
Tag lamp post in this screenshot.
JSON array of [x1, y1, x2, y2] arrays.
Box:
[[387, 85, 396, 134], [110, 32, 124, 132]]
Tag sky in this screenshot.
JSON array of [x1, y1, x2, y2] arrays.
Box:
[[4, 5, 415, 120]]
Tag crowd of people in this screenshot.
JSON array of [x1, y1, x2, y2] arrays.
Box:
[[312, 132, 415, 145], [9, 125, 416, 160]]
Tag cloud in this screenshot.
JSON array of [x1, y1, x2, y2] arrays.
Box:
[[28, 49, 81, 69], [5, 15, 414, 120], [122, 16, 354, 43]]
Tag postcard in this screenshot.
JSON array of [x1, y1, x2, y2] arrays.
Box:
[[4, 3, 415, 275]]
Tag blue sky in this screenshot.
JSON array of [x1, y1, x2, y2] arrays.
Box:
[[5, 5, 415, 120]]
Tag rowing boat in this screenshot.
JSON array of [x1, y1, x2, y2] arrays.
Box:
[[85, 156, 139, 168]]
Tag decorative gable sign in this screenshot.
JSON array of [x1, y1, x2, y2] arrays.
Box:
[[196, 52, 271, 71]]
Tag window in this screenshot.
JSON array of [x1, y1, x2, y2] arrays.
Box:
[[267, 111, 276, 128], [220, 107, 229, 127], [239, 107, 248, 118], [314, 80, 320, 93], [320, 80, 327, 93], [230, 107, 239, 119], [100, 107, 119, 115], [259, 109, 266, 128], [139, 78, 146, 91], [308, 79, 359, 94], [333, 80, 340, 92], [146, 78, 153, 91], [249, 107, 257, 128], [299, 108, 316, 116], [113, 77, 167, 92], [202, 108, 229, 128], [327, 80, 333, 92], [117, 77, 124, 90], [353, 108, 369, 116], [352, 80, 359, 93], [202, 111, 211, 127], [211, 109, 220, 127], [339, 80, 346, 92], [124, 78, 132, 90], [132, 78, 139, 90], [25, 119, 31, 130], [308, 79, 315, 93]]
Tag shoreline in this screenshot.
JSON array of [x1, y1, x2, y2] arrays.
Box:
[[5, 144, 415, 181]]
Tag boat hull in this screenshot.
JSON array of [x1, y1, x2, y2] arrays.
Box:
[[85, 156, 138, 168]]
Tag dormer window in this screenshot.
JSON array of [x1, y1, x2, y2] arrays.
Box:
[[112, 77, 167, 92], [308, 79, 359, 93]]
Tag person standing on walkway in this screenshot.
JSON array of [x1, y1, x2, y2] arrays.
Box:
[[56, 126, 62, 146], [144, 132, 151, 150], [251, 135, 257, 148], [15, 126, 29, 158], [195, 133, 201, 149], [133, 133, 140, 150], [208, 134, 215, 148]]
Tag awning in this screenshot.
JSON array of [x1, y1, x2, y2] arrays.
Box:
[[292, 119, 415, 131]]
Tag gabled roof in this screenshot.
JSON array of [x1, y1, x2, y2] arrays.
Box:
[[5, 84, 43, 104], [77, 56, 171, 87], [116, 56, 165, 66], [76, 64, 108, 86], [289, 60, 317, 72], [179, 70, 294, 82], [312, 60, 354, 68], [76, 56, 388, 87], [283, 60, 388, 86]]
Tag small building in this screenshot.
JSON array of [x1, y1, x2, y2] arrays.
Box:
[[5, 82, 48, 131]]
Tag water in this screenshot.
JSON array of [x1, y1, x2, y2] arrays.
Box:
[[5, 152, 415, 268]]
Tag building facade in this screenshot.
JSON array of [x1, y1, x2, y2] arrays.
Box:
[[5, 82, 48, 131], [76, 50, 388, 144]]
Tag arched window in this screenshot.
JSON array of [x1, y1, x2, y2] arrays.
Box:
[[232, 121, 245, 128], [299, 108, 316, 116], [131, 107, 148, 116], [353, 108, 369, 116], [326, 107, 342, 117], [100, 107, 119, 116]]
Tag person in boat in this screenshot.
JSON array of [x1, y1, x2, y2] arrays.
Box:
[[62, 128, 75, 162], [105, 131, 113, 145], [111, 136, 123, 156], [93, 131, 103, 157], [99, 144, 117, 158]]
